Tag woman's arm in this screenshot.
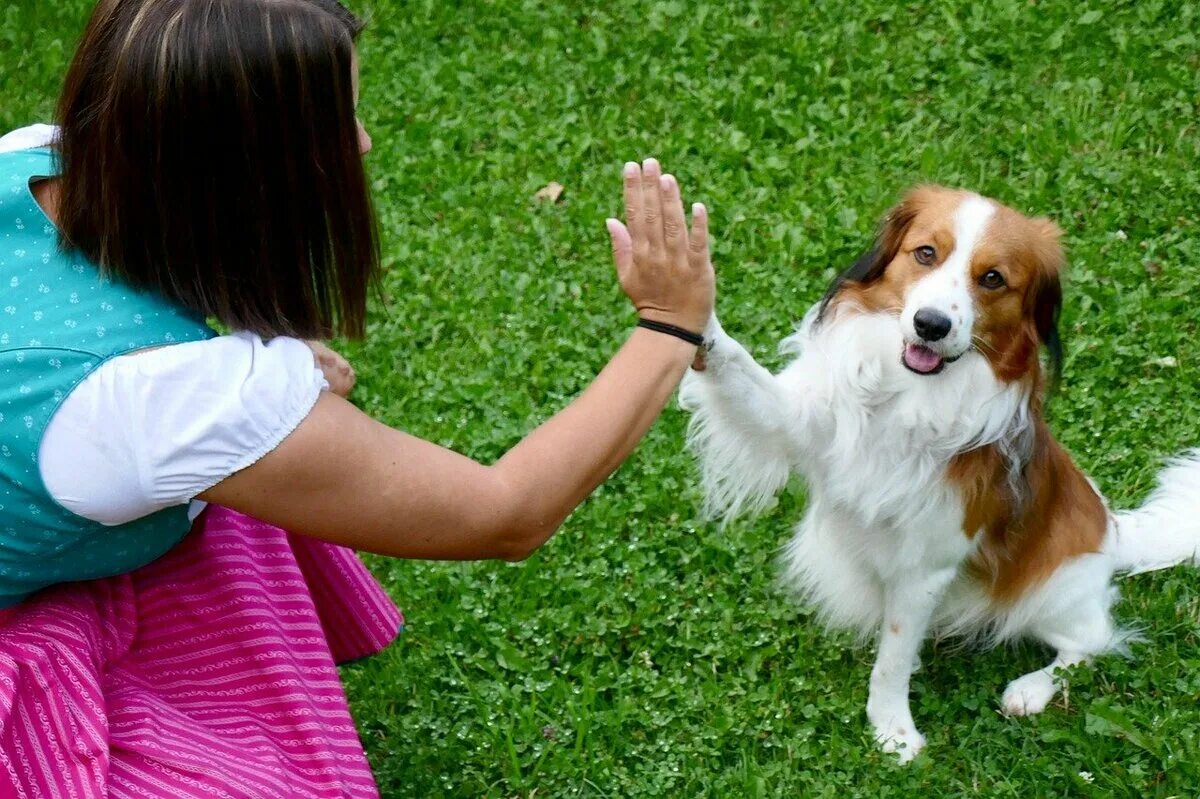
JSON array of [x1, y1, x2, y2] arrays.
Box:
[[200, 159, 715, 560], [202, 330, 693, 561]]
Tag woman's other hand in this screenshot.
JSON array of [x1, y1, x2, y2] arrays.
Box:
[[607, 159, 715, 335], [307, 340, 356, 397]]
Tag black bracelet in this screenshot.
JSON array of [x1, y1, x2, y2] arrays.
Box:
[[637, 318, 705, 347]]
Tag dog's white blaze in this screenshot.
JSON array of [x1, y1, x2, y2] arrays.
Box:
[[901, 195, 996, 358]]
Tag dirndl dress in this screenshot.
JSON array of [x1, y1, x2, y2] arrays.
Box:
[[0, 506, 402, 798]]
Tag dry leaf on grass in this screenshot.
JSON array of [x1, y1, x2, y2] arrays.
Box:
[[534, 181, 564, 203]]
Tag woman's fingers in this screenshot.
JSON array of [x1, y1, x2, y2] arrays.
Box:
[[612, 160, 714, 333], [306, 341, 357, 398], [640, 158, 665, 257], [622, 162, 644, 249], [623, 158, 690, 269], [660, 174, 688, 265], [606, 217, 633, 276], [688, 202, 709, 270]]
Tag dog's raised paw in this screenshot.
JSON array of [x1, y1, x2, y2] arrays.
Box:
[[1001, 670, 1057, 716]]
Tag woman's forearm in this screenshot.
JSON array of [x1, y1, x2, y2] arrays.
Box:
[[490, 327, 695, 557]]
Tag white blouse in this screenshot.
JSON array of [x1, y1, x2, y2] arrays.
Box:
[[2, 125, 329, 525]]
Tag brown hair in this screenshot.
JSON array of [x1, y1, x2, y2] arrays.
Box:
[[54, 0, 379, 339]]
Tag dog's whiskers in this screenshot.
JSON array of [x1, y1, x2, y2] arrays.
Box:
[[971, 335, 998, 356]]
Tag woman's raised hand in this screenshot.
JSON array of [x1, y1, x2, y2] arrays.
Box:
[[606, 159, 715, 335]]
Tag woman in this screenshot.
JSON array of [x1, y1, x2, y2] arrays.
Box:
[[0, 0, 714, 796]]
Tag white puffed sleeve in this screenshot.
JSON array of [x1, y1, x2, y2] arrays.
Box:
[[0, 124, 57, 152], [39, 332, 329, 526]]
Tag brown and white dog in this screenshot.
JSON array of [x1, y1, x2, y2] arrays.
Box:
[[680, 186, 1200, 762]]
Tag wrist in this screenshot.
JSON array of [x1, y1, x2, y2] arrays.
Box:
[[635, 317, 705, 348], [630, 324, 698, 368], [635, 309, 707, 336]]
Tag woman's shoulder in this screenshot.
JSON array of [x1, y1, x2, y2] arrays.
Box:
[[115, 331, 318, 377], [40, 332, 330, 526], [0, 125, 54, 221], [86, 333, 330, 433], [0, 124, 56, 154]]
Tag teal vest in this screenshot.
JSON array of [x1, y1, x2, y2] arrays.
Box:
[[0, 147, 215, 607]]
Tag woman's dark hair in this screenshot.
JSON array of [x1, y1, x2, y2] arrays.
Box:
[[55, 0, 378, 339]]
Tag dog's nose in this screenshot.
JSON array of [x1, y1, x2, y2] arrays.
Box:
[[913, 308, 952, 342]]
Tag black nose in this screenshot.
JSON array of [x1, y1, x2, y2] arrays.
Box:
[[913, 308, 952, 342]]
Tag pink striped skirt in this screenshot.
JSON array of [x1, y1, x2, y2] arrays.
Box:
[[0, 506, 402, 798]]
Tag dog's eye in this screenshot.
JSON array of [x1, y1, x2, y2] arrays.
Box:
[[914, 245, 936, 266], [979, 269, 1006, 289]]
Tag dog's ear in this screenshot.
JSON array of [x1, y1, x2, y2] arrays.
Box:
[[1028, 217, 1065, 386], [817, 187, 928, 322]]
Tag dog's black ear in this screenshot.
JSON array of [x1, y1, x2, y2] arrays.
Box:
[[1034, 275, 1063, 388], [817, 246, 889, 321], [1030, 218, 1065, 387], [817, 189, 926, 323]]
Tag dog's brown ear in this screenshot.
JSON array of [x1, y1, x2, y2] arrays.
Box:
[[818, 187, 932, 321], [1028, 217, 1065, 384]]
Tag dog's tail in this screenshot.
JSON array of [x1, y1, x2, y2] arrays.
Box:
[[1108, 450, 1200, 574]]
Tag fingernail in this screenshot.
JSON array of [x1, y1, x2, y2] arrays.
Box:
[[692, 202, 706, 216], [605, 218, 620, 232], [660, 174, 676, 192], [643, 157, 659, 172], [623, 161, 639, 177]]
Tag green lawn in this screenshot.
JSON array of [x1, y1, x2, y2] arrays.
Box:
[[5, 0, 1200, 796]]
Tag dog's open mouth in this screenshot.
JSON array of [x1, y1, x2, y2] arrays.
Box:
[[902, 343, 946, 375]]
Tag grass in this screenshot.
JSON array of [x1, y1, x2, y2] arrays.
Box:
[[4, 0, 1200, 795]]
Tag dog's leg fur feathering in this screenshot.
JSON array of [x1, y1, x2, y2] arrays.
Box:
[[678, 317, 799, 522]]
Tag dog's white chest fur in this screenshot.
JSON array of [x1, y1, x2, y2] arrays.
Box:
[[751, 310, 1025, 630]]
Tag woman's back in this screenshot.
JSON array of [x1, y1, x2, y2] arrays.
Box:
[[0, 145, 213, 605]]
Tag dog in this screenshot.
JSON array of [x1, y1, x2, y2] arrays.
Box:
[[679, 185, 1200, 762]]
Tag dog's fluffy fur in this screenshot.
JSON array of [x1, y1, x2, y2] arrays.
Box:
[[680, 186, 1200, 762]]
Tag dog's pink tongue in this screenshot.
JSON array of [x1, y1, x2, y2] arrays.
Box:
[[904, 343, 943, 374]]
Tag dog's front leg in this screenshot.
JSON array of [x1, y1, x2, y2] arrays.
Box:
[[678, 316, 799, 520], [867, 569, 956, 763], [683, 316, 791, 427]]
